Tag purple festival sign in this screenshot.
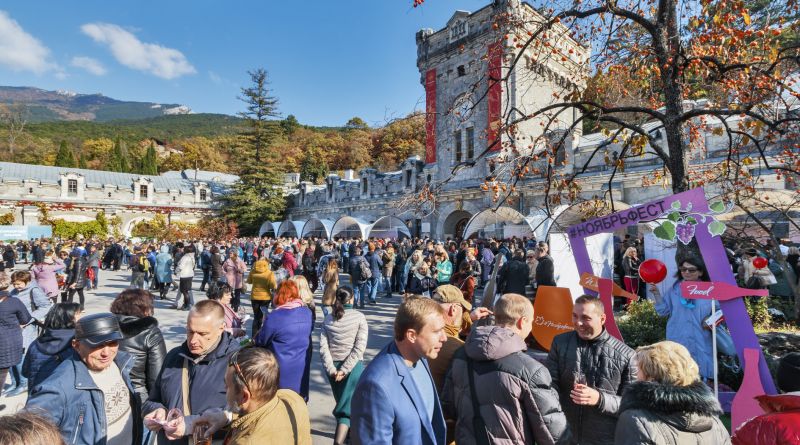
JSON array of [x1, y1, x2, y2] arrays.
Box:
[[567, 187, 776, 395]]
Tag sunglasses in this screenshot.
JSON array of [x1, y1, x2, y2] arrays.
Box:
[[228, 349, 251, 393], [679, 267, 699, 273]]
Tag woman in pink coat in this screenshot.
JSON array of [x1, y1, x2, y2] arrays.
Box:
[[30, 254, 65, 301], [282, 248, 298, 278], [222, 249, 247, 313]]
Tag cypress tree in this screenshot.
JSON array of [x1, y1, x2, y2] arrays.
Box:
[[54, 140, 77, 167]]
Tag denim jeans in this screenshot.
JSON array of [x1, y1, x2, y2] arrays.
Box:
[[382, 274, 393, 297], [367, 276, 380, 303], [353, 282, 368, 307]]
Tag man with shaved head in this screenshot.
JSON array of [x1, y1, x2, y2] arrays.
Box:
[[143, 300, 241, 445]]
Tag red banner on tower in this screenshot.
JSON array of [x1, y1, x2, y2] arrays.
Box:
[[487, 41, 502, 151], [425, 69, 437, 164]]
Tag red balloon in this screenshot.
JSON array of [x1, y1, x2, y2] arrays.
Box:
[[639, 259, 668, 284], [752, 257, 768, 269]]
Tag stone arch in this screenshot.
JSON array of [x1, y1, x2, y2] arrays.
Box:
[[434, 199, 482, 239], [123, 216, 153, 237], [442, 210, 473, 240]]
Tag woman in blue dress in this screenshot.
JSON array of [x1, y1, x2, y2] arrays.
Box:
[[649, 256, 715, 381]]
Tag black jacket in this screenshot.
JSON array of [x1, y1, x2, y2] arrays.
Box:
[[498, 258, 530, 294], [615, 381, 730, 444], [536, 255, 556, 287], [349, 255, 368, 284], [22, 328, 75, 389], [622, 256, 640, 278], [66, 256, 88, 289], [143, 332, 241, 445], [117, 315, 167, 405], [546, 330, 637, 445]]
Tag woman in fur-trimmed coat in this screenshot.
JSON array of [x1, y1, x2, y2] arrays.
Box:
[[614, 341, 730, 445]]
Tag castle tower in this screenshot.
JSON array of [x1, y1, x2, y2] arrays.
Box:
[[416, 0, 589, 186]]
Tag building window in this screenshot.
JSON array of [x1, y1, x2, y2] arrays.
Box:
[[107, 192, 112, 198], [172, 196, 176, 201], [28, 187, 33, 194], [362, 178, 368, 195], [67, 179, 78, 196], [466, 127, 474, 159], [139, 184, 148, 199], [457, 65, 466, 77], [404, 170, 411, 188], [455, 130, 462, 163], [200, 189, 207, 201]]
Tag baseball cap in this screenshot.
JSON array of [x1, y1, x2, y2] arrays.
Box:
[[432, 284, 472, 311]]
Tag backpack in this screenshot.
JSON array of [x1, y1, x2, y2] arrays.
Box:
[[359, 257, 372, 280], [134, 254, 149, 273]]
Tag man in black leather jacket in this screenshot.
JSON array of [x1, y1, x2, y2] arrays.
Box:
[[546, 295, 636, 445]]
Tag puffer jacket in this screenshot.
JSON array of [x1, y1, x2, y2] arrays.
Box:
[[443, 325, 570, 445], [247, 259, 276, 301], [116, 315, 167, 405], [66, 256, 88, 289], [10, 281, 53, 348], [546, 330, 637, 445], [22, 328, 75, 390], [732, 393, 800, 445], [614, 380, 730, 445]]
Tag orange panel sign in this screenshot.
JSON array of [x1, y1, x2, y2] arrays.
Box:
[[532, 286, 574, 351]]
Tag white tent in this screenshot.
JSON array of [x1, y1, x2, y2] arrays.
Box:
[[258, 221, 281, 237], [462, 206, 535, 239], [278, 220, 305, 237], [301, 218, 335, 239], [331, 216, 371, 239], [367, 216, 412, 239]]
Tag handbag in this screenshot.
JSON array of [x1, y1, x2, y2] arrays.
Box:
[[715, 324, 737, 357]]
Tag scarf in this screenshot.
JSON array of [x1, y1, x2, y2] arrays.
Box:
[[444, 323, 461, 338], [275, 299, 304, 311]]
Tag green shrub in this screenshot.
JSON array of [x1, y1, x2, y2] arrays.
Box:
[[618, 300, 668, 349], [746, 297, 772, 330]]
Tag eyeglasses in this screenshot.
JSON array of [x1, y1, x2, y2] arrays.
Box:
[[679, 267, 699, 273], [228, 349, 251, 393]]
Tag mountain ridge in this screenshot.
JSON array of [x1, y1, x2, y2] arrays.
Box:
[[0, 86, 195, 122]]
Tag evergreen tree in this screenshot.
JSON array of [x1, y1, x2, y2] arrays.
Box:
[[141, 142, 158, 175], [107, 137, 130, 172], [299, 145, 327, 184], [54, 140, 77, 167], [281, 114, 300, 136], [78, 153, 87, 169], [221, 68, 286, 234]]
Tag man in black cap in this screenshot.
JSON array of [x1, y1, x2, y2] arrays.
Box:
[[27, 312, 142, 445]]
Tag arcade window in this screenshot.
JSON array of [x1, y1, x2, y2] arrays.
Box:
[[457, 65, 466, 77], [466, 127, 475, 159], [454, 130, 462, 162], [67, 179, 78, 196], [139, 184, 148, 199]]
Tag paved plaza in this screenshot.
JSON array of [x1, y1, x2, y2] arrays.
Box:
[[0, 266, 402, 444]]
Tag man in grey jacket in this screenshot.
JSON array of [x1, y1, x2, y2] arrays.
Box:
[[443, 293, 570, 445], [546, 295, 637, 445]]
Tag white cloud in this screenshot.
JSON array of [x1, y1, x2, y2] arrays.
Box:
[[0, 11, 58, 74], [81, 22, 196, 79], [208, 70, 222, 84], [71, 56, 106, 75]]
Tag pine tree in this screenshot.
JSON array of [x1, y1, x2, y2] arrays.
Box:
[[78, 154, 87, 169], [220, 68, 286, 234], [54, 140, 77, 167]]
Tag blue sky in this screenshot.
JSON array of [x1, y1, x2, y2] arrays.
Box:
[[0, 1, 488, 126]]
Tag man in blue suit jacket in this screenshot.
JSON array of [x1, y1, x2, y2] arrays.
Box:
[[351, 297, 448, 445]]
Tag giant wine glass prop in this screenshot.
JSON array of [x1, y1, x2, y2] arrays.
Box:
[[566, 188, 776, 416]]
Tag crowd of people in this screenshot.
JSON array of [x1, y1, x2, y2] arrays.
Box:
[[0, 232, 797, 445]]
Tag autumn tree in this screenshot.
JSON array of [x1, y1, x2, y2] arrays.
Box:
[[299, 144, 328, 184], [415, 0, 800, 248], [0, 103, 28, 156], [54, 140, 77, 168]]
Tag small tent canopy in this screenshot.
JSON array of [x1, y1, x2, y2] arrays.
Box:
[[462, 206, 534, 239], [331, 216, 371, 239], [367, 216, 412, 239], [301, 218, 335, 239], [258, 221, 280, 237], [278, 220, 305, 238]]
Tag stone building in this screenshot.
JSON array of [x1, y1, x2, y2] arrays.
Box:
[[280, 1, 793, 241], [0, 162, 238, 236]]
